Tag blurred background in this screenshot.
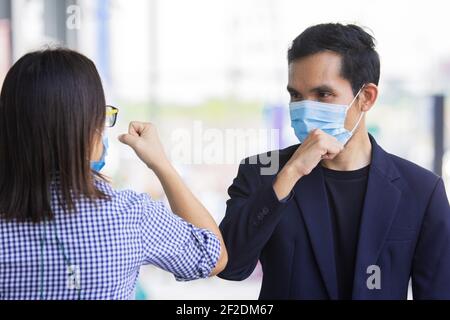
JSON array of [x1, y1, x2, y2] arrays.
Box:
[[1, 0, 450, 300]]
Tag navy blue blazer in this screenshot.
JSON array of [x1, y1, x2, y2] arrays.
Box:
[[218, 135, 450, 299]]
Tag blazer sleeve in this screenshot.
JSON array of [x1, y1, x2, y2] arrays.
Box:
[[412, 177, 450, 299], [218, 160, 292, 281]]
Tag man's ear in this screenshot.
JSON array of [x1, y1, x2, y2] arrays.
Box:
[[360, 83, 378, 112]]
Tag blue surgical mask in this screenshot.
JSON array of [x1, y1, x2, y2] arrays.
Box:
[[91, 136, 109, 172], [289, 87, 365, 145]]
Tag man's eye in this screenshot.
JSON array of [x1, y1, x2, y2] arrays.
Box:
[[319, 92, 332, 98], [290, 92, 300, 99]]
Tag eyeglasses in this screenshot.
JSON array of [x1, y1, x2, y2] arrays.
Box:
[[105, 105, 119, 127]]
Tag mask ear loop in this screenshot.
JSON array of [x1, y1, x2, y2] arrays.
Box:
[[348, 85, 366, 135]]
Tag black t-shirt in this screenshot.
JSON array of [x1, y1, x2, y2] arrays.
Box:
[[321, 164, 370, 300]]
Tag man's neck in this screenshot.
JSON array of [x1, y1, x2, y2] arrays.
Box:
[[321, 130, 372, 171]]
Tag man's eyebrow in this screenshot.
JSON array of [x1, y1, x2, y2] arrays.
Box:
[[287, 85, 336, 95], [310, 85, 335, 93], [286, 86, 298, 94]]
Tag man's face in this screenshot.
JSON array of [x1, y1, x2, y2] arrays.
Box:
[[287, 51, 363, 132]]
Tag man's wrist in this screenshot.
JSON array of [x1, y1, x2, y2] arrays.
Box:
[[273, 164, 303, 201], [281, 164, 304, 183]]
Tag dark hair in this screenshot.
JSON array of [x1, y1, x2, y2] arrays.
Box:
[[0, 48, 109, 223], [287, 23, 380, 95]]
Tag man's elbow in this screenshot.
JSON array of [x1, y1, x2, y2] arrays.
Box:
[[216, 257, 259, 281], [217, 268, 252, 281]]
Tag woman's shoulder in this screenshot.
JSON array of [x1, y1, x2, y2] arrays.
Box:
[[93, 178, 152, 211]]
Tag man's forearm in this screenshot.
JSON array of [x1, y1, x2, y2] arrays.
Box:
[[273, 164, 303, 200]]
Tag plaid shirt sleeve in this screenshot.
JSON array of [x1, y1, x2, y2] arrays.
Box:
[[138, 193, 221, 281]]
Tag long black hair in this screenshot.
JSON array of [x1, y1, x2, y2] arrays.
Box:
[[0, 48, 109, 222]]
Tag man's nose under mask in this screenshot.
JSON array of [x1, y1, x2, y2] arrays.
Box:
[[289, 86, 365, 145]]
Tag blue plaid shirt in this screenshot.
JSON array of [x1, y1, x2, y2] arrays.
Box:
[[0, 177, 221, 300]]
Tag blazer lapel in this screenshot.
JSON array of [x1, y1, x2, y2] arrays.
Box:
[[294, 166, 339, 300], [352, 135, 401, 298]]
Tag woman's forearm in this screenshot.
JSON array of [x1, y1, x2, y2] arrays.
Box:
[[118, 122, 228, 275], [153, 161, 228, 275]]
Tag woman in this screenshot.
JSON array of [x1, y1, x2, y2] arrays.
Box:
[[0, 48, 227, 300]]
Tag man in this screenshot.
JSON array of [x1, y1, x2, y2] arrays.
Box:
[[218, 23, 450, 300]]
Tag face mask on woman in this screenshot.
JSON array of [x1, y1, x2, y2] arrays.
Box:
[[91, 136, 109, 172]]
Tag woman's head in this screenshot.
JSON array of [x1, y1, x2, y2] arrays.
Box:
[[0, 48, 108, 222]]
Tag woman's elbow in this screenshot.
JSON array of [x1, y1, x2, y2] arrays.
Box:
[[209, 244, 228, 276]]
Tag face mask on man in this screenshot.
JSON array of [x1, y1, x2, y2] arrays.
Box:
[[289, 86, 365, 146], [91, 136, 109, 172]]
